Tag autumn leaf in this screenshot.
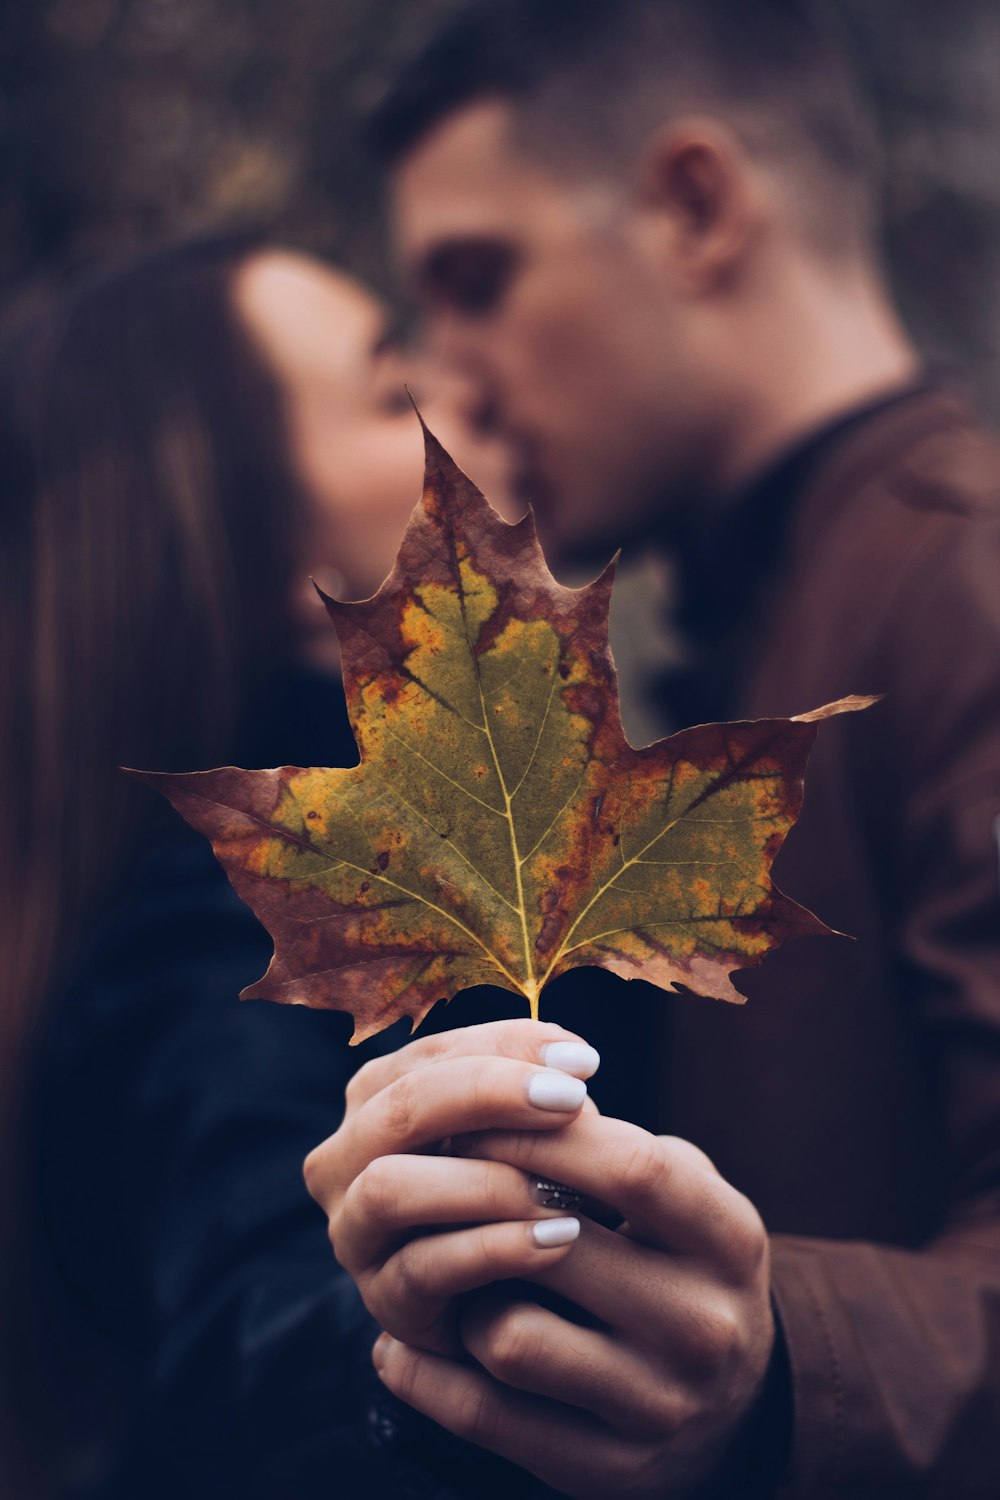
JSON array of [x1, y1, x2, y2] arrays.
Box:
[[133, 426, 874, 1043]]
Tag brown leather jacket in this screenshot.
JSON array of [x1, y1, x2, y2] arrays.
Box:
[[664, 385, 1000, 1496]]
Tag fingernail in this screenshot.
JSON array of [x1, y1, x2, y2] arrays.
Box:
[[533, 1217, 581, 1248], [527, 1069, 588, 1111], [539, 1041, 601, 1078], [372, 1334, 388, 1372]]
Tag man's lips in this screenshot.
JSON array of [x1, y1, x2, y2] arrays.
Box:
[[509, 449, 557, 521]]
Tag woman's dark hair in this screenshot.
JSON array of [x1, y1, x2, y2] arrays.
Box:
[[0, 234, 308, 1493]]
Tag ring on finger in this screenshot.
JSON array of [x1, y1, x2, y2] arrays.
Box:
[[533, 1178, 583, 1212]]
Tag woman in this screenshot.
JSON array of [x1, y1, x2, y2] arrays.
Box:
[[0, 235, 526, 1499]]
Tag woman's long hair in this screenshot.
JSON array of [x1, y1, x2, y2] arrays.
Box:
[[0, 235, 308, 1494]]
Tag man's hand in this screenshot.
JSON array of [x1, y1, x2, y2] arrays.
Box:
[[305, 1019, 775, 1499], [373, 1113, 775, 1498], [303, 1020, 601, 1355]]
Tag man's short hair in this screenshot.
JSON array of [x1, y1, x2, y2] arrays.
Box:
[[372, 0, 880, 255]]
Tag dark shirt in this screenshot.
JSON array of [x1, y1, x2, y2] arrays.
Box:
[[655, 376, 936, 730], [29, 671, 645, 1500]]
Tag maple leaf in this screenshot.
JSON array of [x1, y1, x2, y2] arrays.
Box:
[[134, 427, 874, 1043]]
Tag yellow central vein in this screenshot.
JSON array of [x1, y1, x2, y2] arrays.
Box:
[[386, 779, 520, 915], [447, 555, 537, 1010], [479, 685, 537, 1008]]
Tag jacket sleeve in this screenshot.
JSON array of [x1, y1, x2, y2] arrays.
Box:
[[46, 835, 546, 1500], [767, 505, 1000, 1497]]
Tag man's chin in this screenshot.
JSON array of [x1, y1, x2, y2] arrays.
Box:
[[536, 502, 660, 576], [516, 461, 666, 573]]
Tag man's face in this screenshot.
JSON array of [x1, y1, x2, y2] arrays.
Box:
[[391, 101, 715, 564]]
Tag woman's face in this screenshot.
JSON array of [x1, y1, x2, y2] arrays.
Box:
[[233, 250, 518, 669]]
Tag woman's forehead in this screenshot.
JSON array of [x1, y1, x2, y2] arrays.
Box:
[[233, 250, 388, 381]]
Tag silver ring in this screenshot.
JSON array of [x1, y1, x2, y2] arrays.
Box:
[[533, 1178, 583, 1212]]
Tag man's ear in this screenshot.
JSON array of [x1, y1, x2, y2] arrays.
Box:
[[637, 119, 760, 292]]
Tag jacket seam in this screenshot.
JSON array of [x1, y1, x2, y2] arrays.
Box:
[[800, 1270, 845, 1496]]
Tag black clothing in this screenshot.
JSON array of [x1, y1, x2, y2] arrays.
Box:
[[31, 672, 648, 1499], [656, 375, 938, 730]]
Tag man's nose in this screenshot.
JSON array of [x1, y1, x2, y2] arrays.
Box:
[[464, 386, 501, 440], [424, 309, 490, 381], [423, 360, 501, 441]]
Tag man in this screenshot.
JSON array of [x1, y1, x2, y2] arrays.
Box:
[[305, 2, 1000, 1495]]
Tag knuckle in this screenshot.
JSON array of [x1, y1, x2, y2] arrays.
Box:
[[470, 1222, 502, 1277], [383, 1075, 418, 1142], [468, 1056, 504, 1115], [358, 1269, 392, 1329], [659, 1134, 719, 1175], [412, 1032, 451, 1063], [451, 1382, 500, 1445], [722, 1199, 768, 1279], [640, 1387, 688, 1439], [345, 1057, 383, 1109], [600, 1445, 649, 1499], [618, 1135, 670, 1206], [351, 1264, 378, 1317], [390, 1242, 429, 1306], [325, 1194, 343, 1243], [326, 1212, 343, 1258], [363, 1289, 397, 1337], [356, 1157, 397, 1225], [496, 1131, 539, 1170], [484, 1165, 519, 1221], [462, 1129, 533, 1170], [302, 1147, 322, 1197], [462, 1168, 508, 1224], [483, 1306, 543, 1382], [499, 1019, 570, 1058], [693, 1306, 742, 1378]]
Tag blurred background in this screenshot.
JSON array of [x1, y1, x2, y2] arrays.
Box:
[[3, 0, 1000, 414]]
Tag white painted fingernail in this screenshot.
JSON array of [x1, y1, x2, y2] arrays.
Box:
[[527, 1069, 588, 1111], [533, 1217, 581, 1248], [539, 1041, 601, 1078]]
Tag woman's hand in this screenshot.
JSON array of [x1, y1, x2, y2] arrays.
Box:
[[305, 1019, 775, 1497], [303, 1020, 601, 1355]]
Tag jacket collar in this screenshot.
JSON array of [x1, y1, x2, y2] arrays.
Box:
[[654, 374, 967, 726]]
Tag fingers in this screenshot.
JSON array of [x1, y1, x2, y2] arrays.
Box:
[[518, 1216, 697, 1334], [361, 1216, 581, 1352], [374, 1336, 632, 1499], [526, 1221, 766, 1386], [454, 1117, 765, 1273], [345, 1161, 740, 1368], [305, 1054, 593, 1210], [344, 1019, 600, 1114], [459, 1293, 688, 1438], [336, 1153, 567, 1272]]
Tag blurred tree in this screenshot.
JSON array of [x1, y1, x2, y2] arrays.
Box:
[[1, 0, 999, 409]]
